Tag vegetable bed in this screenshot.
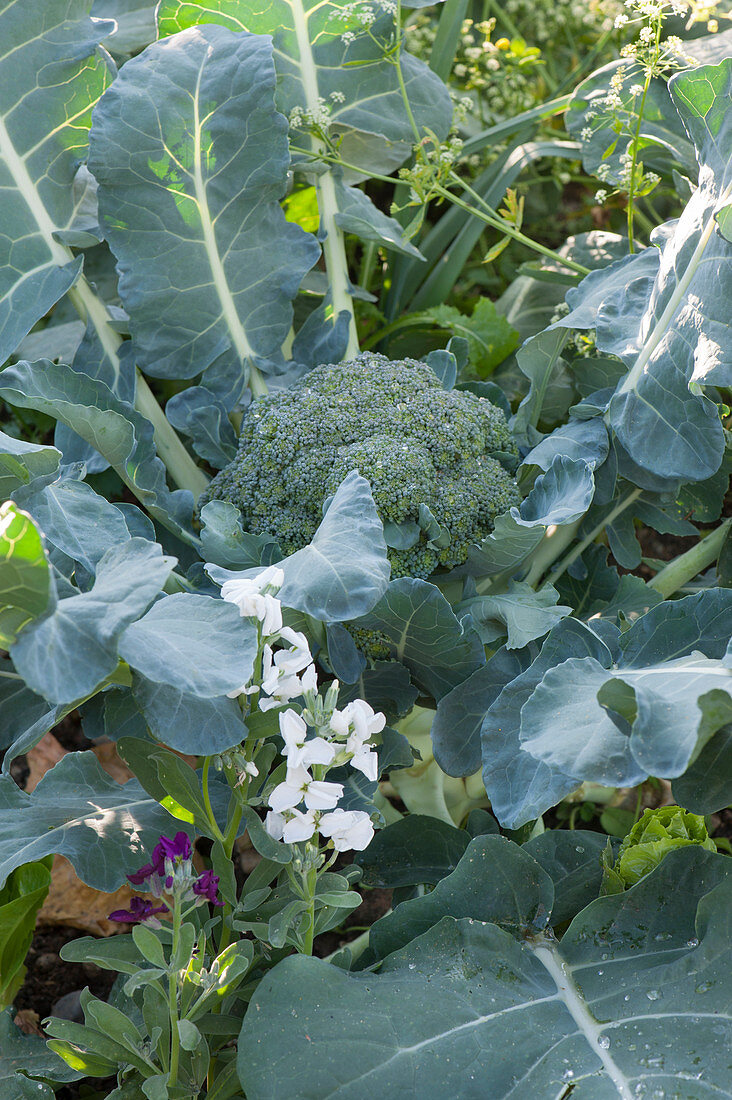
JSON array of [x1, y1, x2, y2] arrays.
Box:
[[1, 0, 731, 1097]]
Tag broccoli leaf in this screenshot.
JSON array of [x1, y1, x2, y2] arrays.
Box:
[[88, 25, 319, 390], [273, 471, 391, 622], [0, 751, 192, 892], [519, 589, 732, 788], [352, 578, 485, 700], [0, 360, 198, 544], [0, 0, 113, 367], [10, 539, 174, 706], [119, 592, 257, 697], [157, 0, 452, 180], [238, 847, 731, 1100]]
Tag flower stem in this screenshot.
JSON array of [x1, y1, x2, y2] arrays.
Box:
[[300, 867, 318, 956], [168, 902, 182, 1088]]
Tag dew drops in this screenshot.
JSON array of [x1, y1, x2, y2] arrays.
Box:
[[646, 989, 661, 1001], [598, 1035, 610, 1049], [408, 963, 416, 970], [686, 937, 699, 948]]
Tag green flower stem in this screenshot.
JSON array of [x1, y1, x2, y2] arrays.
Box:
[[290, 144, 591, 278], [626, 51, 655, 252], [300, 866, 318, 956], [441, 176, 591, 276], [648, 518, 731, 598], [543, 487, 644, 589], [394, 0, 423, 146], [202, 757, 226, 847], [65, 280, 209, 498], [168, 902, 183, 1088]]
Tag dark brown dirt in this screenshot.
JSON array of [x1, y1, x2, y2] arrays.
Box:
[[13, 925, 116, 1022]]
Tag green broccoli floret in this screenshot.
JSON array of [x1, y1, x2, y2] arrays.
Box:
[[200, 353, 520, 580]]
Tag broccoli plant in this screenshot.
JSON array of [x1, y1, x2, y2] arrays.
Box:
[[201, 353, 520, 580]]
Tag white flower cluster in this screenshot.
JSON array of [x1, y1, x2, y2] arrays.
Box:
[[221, 567, 386, 854], [222, 567, 317, 709], [265, 699, 385, 851]]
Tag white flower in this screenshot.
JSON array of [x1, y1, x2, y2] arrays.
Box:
[[279, 709, 336, 768], [221, 570, 284, 636], [319, 809, 375, 852], [265, 807, 317, 844], [348, 744, 379, 782], [614, 12, 629, 25], [273, 628, 312, 673], [330, 699, 385, 744], [300, 663, 318, 696], [269, 765, 343, 812], [260, 632, 314, 705], [594, 189, 608, 204]]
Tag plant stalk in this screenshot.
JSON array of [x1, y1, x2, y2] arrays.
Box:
[[66, 279, 208, 497], [290, 0, 359, 358], [544, 487, 644, 589], [648, 518, 731, 598]]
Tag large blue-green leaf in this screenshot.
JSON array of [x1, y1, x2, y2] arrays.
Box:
[[355, 815, 471, 889], [519, 589, 732, 790], [92, 0, 157, 54], [511, 328, 570, 449], [0, 432, 61, 499], [199, 500, 281, 570], [238, 847, 730, 1100], [130, 675, 247, 755], [207, 472, 390, 622], [0, 751, 191, 891], [0, 0, 114, 366], [564, 60, 732, 482], [88, 25, 319, 389], [367, 835, 554, 961], [11, 539, 174, 705], [352, 577, 485, 701], [0, 360, 197, 543], [156, 0, 452, 179], [119, 592, 257, 696], [480, 619, 612, 829], [276, 472, 390, 621], [432, 646, 535, 776], [464, 454, 595, 579], [13, 475, 132, 579], [459, 580, 572, 650]]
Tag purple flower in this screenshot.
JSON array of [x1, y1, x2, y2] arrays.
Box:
[[192, 869, 223, 907], [152, 831, 192, 867], [126, 860, 157, 887], [109, 897, 169, 924]]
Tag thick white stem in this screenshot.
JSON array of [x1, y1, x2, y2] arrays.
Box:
[[291, 0, 359, 358]]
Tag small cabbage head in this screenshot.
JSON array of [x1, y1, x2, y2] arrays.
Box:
[[601, 806, 716, 893]]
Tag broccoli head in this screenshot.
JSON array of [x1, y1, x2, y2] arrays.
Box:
[[200, 353, 520, 579]]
